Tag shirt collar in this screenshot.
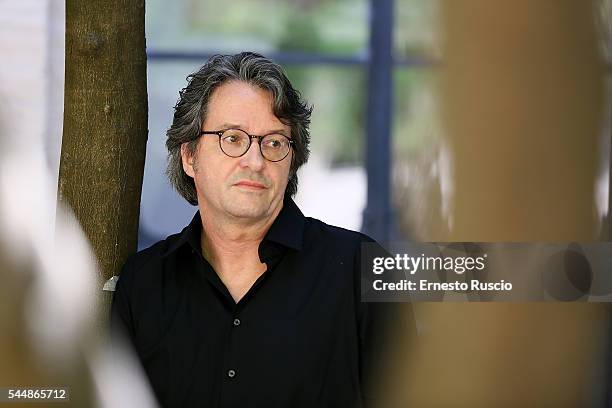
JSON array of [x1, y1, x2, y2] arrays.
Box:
[[263, 197, 304, 251], [161, 197, 305, 258]]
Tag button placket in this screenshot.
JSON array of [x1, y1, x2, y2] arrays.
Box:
[[224, 311, 242, 386]]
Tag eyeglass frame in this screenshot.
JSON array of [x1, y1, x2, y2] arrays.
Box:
[[199, 128, 295, 162]]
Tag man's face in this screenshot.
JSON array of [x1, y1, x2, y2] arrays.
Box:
[[181, 80, 292, 222]]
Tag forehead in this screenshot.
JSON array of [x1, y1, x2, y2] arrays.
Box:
[[204, 80, 288, 131]]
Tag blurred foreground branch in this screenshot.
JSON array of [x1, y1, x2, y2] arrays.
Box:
[[386, 1, 610, 406]]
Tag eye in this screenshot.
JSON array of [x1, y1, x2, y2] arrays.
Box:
[[222, 130, 247, 145], [263, 136, 285, 149]]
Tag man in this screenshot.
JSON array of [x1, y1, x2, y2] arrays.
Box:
[[111, 52, 414, 408]]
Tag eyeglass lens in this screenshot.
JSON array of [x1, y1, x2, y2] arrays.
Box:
[[219, 129, 291, 162]]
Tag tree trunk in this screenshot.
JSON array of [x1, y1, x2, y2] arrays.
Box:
[[59, 0, 147, 318]]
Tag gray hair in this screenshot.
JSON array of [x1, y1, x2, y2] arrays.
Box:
[[165, 52, 313, 206]]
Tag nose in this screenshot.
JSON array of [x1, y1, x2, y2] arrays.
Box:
[[238, 137, 265, 172]]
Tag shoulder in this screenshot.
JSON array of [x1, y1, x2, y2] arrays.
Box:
[[302, 216, 377, 254], [115, 231, 184, 289], [126, 233, 176, 268], [304, 216, 376, 242]]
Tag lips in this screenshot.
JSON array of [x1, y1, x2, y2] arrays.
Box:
[[234, 180, 267, 189]]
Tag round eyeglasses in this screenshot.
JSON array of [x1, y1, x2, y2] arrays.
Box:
[[199, 128, 294, 162]]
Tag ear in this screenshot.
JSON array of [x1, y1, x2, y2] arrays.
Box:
[[181, 142, 196, 178]]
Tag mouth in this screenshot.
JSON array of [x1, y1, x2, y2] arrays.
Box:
[[233, 180, 267, 190]]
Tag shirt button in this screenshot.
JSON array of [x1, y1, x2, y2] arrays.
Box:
[[227, 369, 236, 378], [233, 318, 241, 327]]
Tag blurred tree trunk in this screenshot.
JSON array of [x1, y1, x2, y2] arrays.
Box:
[[58, 0, 147, 320], [385, 1, 610, 406], [446, 1, 602, 242]]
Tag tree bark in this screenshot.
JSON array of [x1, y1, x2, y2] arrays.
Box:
[[59, 0, 147, 317]]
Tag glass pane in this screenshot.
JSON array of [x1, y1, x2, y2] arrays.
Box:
[[284, 65, 365, 166], [139, 61, 204, 249], [392, 68, 447, 240], [394, 0, 440, 60], [146, 0, 368, 55], [393, 69, 439, 156], [289, 65, 366, 230]]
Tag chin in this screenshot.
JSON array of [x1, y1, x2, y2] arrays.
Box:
[[224, 199, 271, 220]]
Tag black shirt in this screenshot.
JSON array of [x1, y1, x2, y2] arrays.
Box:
[[111, 198, 414, 408]]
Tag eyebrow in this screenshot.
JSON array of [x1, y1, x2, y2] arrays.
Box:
[[217, 123, 289, 137]]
